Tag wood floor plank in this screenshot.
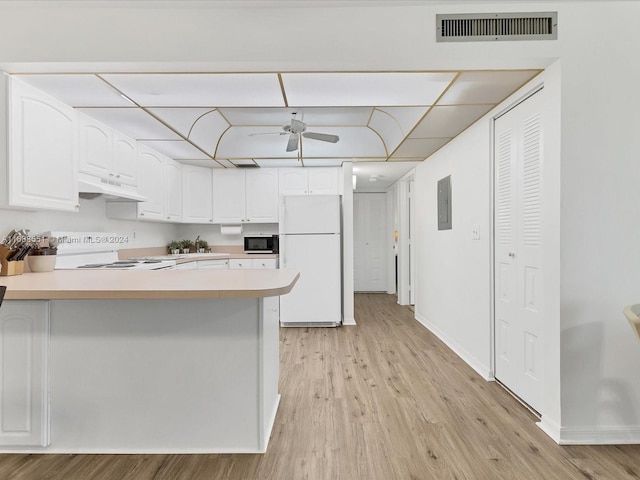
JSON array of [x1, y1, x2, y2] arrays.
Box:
[[0, 293, 639, 479]]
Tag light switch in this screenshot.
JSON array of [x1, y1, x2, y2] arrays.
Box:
[[472, 224, 480, 240]]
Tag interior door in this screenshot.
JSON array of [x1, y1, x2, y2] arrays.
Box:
[[494, 89, 544, 413], [354, 193, 387, 292]]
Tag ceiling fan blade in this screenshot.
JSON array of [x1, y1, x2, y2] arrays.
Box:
[[248, 132, 284, 136], [302, 132, 340, 143], [290, 118, 306, 134], [286, 133, 299, 152]]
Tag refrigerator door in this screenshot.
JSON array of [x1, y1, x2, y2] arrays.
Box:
[[280, 195, 340, 235], [280, 233, 342, 326]]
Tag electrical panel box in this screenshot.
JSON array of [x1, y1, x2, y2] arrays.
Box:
[[438, 175, 452, 230]]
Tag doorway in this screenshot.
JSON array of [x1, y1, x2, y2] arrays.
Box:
[[354, 193, 387, 292]]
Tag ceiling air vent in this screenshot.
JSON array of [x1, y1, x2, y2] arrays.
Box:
[[436, 12, 557, 42]]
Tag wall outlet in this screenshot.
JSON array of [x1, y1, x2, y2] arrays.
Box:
[[472, 224, 480, 240]]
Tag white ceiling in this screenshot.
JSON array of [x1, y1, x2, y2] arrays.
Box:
[[14, 69, 541, 191]]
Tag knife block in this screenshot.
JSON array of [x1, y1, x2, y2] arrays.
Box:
[[0, 245, 24, 276]]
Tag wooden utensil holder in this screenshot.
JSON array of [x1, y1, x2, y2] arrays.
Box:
[[0, 245, 24, 276]]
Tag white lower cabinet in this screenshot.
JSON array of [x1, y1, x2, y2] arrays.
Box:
[[229, 258, 278, 270], [0, 301, 50, 447], [174, 261, 198, 270], [197, 259, 229, 270]]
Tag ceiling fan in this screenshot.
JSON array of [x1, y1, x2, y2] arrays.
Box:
[[251, 113, 340, 152]]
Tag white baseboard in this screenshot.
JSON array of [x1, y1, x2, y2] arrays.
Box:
[[557, 425, 640, 445], [537, 417, 561, 443], [342, 316, 356, 326], [414, 312, 491, 380]]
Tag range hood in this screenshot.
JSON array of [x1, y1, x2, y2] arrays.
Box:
[[78, 173, 147, 202]]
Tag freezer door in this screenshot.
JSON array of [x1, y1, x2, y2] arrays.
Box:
[[280, 233, 342, 326], [280, 195, 340, 235]]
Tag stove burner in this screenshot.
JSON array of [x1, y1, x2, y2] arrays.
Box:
[[77, 263, 110, 268], [105, 263, 136, 268]]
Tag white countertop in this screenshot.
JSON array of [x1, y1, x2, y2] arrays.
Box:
[[0, 268, 299, 300]]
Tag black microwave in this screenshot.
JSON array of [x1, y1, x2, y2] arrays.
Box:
[[244, 235, 279, 254]]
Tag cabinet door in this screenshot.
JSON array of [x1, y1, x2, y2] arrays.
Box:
[[278, 168, 308, 195], [229, 258, 253, 269], [308, 167, 339, 195], [78, 113, 112, 179], [198, 259, 229, 270], [246, 169, 279, 223], [112, 131, 138, 186], [175, 261, 198, 270], [0, 301, 50, 447], [212, 170, 246, 223], [253, 258, 278, 269], [182, 165, 213, 224], [163, 160, 182, 222], [9, 77, 79, 212], [137, 146, 164, 221]]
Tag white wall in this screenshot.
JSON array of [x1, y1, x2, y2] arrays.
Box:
[[413, 106, 494, 379], [557, 3, 640, 443], [0, 197, 177, 249]]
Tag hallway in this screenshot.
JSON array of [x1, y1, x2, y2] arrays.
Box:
[[0, 294, 639, 479]]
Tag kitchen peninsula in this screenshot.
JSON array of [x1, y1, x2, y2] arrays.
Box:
[[0, 268, 299, 453]]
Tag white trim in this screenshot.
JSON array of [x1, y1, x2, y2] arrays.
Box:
[[414, 312, 491, 380], [342, 316, 356, 326], [537, 417, 561, 444], [557, 426, 640, 445]]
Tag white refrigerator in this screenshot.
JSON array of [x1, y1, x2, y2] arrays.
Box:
[[279, 194, 342, 327]]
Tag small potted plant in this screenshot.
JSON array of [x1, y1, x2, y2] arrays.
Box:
[[168, 240, 181, 255], [197, 239, 209, 253], [180, 239, 194, 254]]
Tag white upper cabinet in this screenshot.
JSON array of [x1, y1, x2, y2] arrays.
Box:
[[182, 165, 213, 224], [246, 169, 279, 223], [278, 168, 309, 195], [212, 169, 278, 223], [212, 169, 246, 223], [163, 160, 182, 222], [79, 113, 138, 187], [78, 114, 111, 179], [106, 146, 182, 223], [308, 167, 340, 195], [136, 145, 165, 221], [278, 167, 339, 196], [112, 131, 138, 186], [6, 76, 79, 212]]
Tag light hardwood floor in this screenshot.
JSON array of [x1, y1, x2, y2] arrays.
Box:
[[1, 293, 640, 479]]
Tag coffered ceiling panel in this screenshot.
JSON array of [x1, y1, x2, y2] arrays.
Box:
[[100, 73, 285, 107], [390, 138, 451, 159], [138, 140, 211, 161], [439, 70, 540, 105], [410, 105, 494, 139], [376, 106, 429, 134], [302, 158, 344, 167], [148, 108, 229, 155], [281, 72, 457, 106], [368, 109, 404, 155], [217, 126, 384, 159], [146, 108, 222, 137], [218, 107, 373, 126], [14, 74, 131, 107], [76, 107, 181, 140], [254, 158, 303, 168]]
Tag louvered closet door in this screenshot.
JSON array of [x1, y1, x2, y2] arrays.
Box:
[[494, 90, 544, 413]]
